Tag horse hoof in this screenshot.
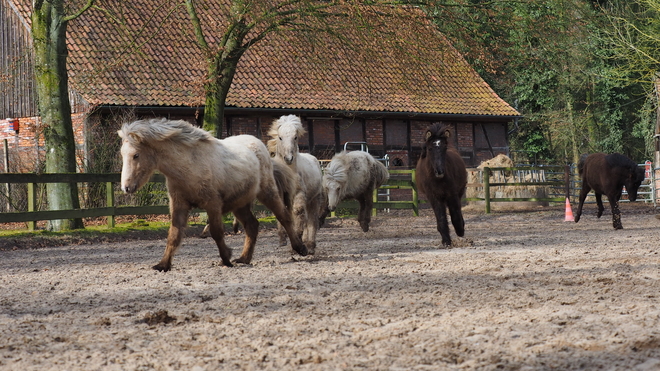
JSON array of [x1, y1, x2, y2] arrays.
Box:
[[233, 257, 252, 265], [200, 224, 211, 238], [222, 260, 234, 268], [293, 244, 308, 256], [152, 264, 171, 272]]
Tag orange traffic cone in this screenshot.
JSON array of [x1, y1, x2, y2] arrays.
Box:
[[564, 197, 574, 222]]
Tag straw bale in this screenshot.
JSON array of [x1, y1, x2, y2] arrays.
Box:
[[466, 154, 547, 204]]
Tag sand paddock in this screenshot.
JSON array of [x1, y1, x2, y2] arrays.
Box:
[[1, 204, 659, 370]]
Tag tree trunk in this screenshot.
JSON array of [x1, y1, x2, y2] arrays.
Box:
[[202, 53, 242, 138], [32, 1, 84, 230]]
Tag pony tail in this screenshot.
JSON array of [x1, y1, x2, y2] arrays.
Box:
[[577, 153, 589, 175], [374, 161, 390, 187], [271, 158, 299, 210]]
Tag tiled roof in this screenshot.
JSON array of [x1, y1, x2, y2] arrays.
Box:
[[11, 1, 519, 117]]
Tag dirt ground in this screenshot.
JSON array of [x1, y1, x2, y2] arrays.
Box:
[[1, 203, 660, 371]]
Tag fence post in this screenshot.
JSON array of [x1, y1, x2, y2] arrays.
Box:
[[27, 183, 36, 231], [372, 187, 378, 217], [411, 169, 419, 216], [106, 181, 115, 228], [484, 167, 491, 214], [564, 165, 571, 201], [3, 139, 10, 212]]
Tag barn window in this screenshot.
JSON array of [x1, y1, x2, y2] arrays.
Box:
[[385, 120, 408, 149], [339, 118, 364, 145]]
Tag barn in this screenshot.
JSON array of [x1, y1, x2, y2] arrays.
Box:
[[0, 1, 520, 173]]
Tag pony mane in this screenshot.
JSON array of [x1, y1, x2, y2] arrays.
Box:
[[266, 138, 278, 157], [268, 115, 306, 140], [426, 122, 454, 143], [119, 118, 213, 147], [324, 152, 349, 184]]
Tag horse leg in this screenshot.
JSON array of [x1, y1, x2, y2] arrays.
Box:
[[357, 193, 373, 232], [318, 205, 330, 227], [447, 195, 465, 237], [574, 183, 591, 223], [293, 191, 307, 241], [277, 222, 287, 246], [231, 204, 260, 264], [258, 189, 308, 257], [154, 202, 190, 272], [205, 209, 233, 267], [430, 198, 451, 246], [608, 193, 624, 230], [595, 193, 605, 218], [303, 197, 320, 254]]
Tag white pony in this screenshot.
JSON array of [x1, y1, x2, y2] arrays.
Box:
[[322, 150, 389, 232], [118, 118, 307, 271], [268, 115, 324, 253]]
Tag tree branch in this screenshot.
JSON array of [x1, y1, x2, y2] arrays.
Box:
[[185, 0, 211, 53], [63, 0, 95, 22]]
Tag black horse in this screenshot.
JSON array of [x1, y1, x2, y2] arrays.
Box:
[[415, 123, 467, 246], [574, 153, 645, 229]]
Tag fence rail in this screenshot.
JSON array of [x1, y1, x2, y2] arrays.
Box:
[[0, 166, 603, 229]]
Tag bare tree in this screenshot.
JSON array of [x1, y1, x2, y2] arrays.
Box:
[[183, 0, 341, 137]]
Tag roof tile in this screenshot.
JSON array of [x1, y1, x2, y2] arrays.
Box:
[[12, 0, 519, 117]]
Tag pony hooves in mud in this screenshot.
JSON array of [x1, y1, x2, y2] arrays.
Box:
[[322, 150, 389, 232], [415, 123, 467, 247], [574, 153, 645, 229], [118, 118, 307, 271]]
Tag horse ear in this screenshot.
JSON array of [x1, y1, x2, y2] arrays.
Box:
[[128, 132, 144, 144], [425, 131, 432, 141], [443, 129, 451, 138]]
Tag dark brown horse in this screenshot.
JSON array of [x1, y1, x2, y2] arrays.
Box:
[[415, 123, 467, 246], [574, 153, 645, 229]]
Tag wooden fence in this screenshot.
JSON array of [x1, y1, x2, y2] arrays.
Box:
[[0, 166, 568, 230]]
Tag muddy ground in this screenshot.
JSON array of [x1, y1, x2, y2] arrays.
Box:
[[1, 203, 660, 370]]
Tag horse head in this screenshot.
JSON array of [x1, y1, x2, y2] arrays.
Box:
[[270, 115, 305, 165], [117, 124, 158, 194], [323, 158, 348, 212], [423, 123, 451, 179], [625, 165, 646, 202]]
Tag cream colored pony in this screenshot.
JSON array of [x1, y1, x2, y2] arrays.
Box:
[[118, 118, 307, 271], [322, 150, 389, 232], [268, 115, 324, 253]]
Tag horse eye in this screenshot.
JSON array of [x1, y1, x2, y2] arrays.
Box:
[[294, 136, 298, 141], [133, 153, 139, 160], [279, 136, 282, 141]]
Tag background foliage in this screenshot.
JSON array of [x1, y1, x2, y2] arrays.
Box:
[[424, 0, 657, 165]]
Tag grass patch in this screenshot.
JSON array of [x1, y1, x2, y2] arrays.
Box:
[[0, 220, 173, 239], [0, 215, 279, 251]]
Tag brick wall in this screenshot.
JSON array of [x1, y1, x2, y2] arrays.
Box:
[[365, 119, 383, 150], [410, 121, 427, 148], [456, 123, 473, 148], [0, 114, 86, 172], [1, 111, 508, 172], [229, 116, 259, 137]]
